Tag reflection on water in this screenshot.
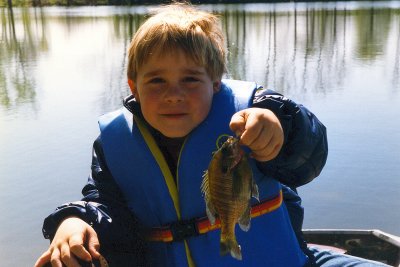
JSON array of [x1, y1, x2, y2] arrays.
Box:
[[0, 2, 399, 266], [0, 7, 148, 115], [221, 5, 400, 97], [0, 8, 44, 111], [1, 4, 399, 112]]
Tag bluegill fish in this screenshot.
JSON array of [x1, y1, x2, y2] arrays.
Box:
[[63, 255, 109, 267], [201, 136, 259, 260]]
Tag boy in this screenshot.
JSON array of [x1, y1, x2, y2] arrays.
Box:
[[35, 3, 382, 267]]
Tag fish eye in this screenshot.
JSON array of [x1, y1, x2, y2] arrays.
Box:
[[220, 144, 229, 153]]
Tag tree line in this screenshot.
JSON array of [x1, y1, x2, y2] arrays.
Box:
[[2, 0, 286, 8]]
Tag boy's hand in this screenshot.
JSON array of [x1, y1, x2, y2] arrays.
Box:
[[34, 217, 100, 267], [230, 108, 283, 162]]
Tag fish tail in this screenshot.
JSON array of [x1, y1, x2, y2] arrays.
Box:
[[220, 236, 242, 260]]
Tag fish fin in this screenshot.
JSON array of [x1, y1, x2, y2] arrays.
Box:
[[201, 170, 213, 204], [220, 238, 242, 260], [200, 170, 209, 195], [238, 204, 251, 232], [206, 202, 217, 225], [251, 179, 259, 201], [201, 170, 217, 224]]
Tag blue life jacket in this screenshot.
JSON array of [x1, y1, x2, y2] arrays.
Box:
[[98, 79, 307, 267]]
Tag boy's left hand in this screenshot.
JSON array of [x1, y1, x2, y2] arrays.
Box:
[[230, 108, 283, 162]]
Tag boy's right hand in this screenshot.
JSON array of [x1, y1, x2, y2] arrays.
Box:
[[34, 217, 101, 267]]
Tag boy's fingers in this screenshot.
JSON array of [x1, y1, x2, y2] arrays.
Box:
[[250, 132, 282, 162], [34, 250, 52, 267], [69, 235, 92, 262], [251, 145, 279, 162], [60, 243, 82, 267], [87, 229, 101, 258], [238, 114, 263, 147], [230, 111, 246, 137], [50, 248, 63, 267]]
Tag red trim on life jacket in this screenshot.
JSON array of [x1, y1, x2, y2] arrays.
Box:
[[148, 190, 283, 242]]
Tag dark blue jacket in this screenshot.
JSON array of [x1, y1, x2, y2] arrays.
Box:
[[41, 87, 328, 266]]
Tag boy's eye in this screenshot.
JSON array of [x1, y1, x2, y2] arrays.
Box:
[[183, 77, 199, 82], [149, 77, 164, 84]]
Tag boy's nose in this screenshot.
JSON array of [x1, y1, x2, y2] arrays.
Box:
[[164, 85, 184, 103]]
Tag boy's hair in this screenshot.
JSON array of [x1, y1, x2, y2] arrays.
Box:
[[127, 3, 226, 82]]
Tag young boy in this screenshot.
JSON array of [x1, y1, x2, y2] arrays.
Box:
[[34, 3, 387, 267]]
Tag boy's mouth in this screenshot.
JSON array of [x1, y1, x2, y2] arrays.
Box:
[[161, 113, 187, 118]]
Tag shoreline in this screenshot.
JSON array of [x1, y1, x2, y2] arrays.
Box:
[[0, 0, 343, 8]]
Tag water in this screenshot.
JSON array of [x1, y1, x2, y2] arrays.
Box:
[[1, 2, 399, 265]]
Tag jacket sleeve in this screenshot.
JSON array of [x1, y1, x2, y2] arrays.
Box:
[[42, 137, 147, 263], [251, 87, 328, 188]]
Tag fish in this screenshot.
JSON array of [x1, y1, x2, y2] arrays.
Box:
[[98, 255, 109, 267], [201, 136, 259, 260], [75, 255, 109, 267]]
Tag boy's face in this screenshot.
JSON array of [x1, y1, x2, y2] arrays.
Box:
[[130, 49, 220, 138]]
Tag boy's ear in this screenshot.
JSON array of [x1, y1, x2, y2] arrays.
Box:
[[213, 80, 221, 93], [128, 79, 140, 101], [128, 79, 135, 93]]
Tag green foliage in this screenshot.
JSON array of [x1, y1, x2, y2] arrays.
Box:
[[0, 0, 135, 7]]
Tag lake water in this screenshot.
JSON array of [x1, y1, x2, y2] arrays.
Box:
[[1, 2, 399, 265]]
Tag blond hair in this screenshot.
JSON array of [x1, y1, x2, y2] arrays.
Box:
[[127, 3, 226, 82]]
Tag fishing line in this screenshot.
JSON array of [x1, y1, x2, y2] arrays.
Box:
[[215, 134, 231, 149]]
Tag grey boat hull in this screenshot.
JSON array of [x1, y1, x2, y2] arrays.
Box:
[[303, 229, 400, 267]]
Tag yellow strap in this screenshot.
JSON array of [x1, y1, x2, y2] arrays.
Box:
[[134, 115, 181, 218], [133, 115, 195, 267]]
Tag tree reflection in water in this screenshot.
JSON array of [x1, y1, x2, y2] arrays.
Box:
[[0, 3, 399, 112], [218, 4, 399, 98], [0, 7, 46, 112]]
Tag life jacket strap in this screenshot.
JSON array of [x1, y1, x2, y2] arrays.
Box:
[[148, 190, 283, 242]]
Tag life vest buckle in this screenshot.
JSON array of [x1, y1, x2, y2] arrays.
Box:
[[170, 219, 199, 242]]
